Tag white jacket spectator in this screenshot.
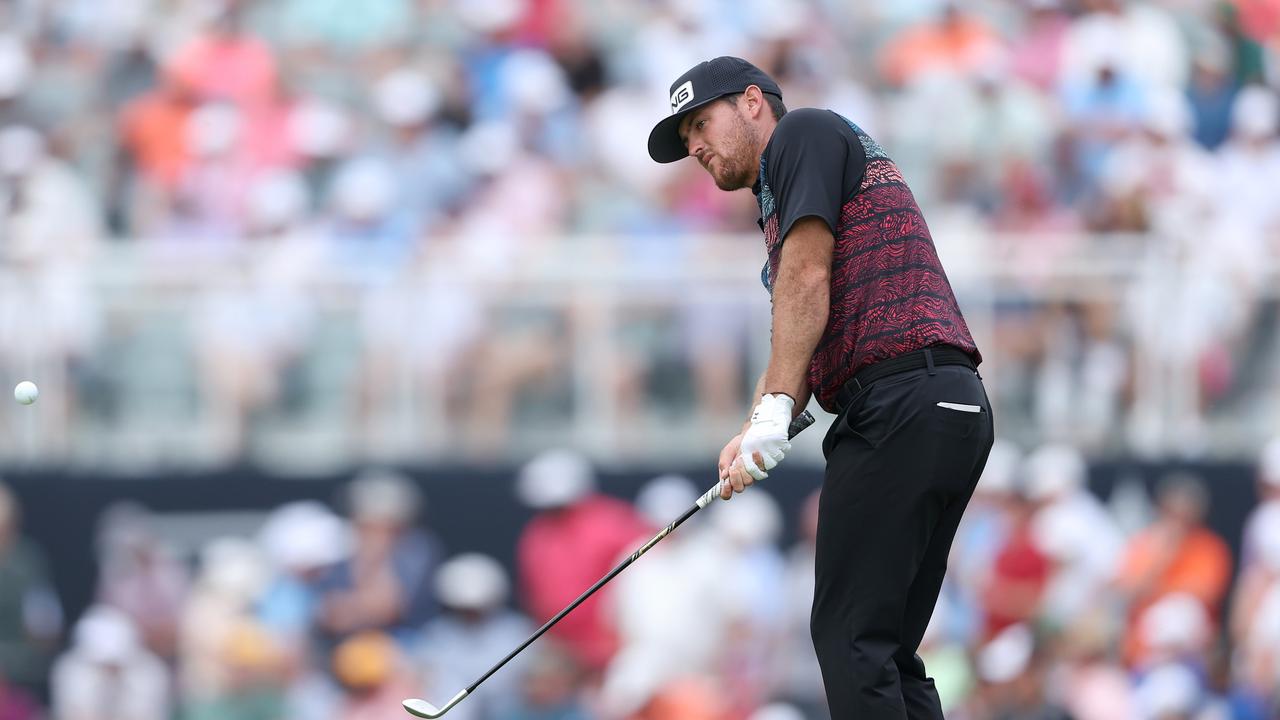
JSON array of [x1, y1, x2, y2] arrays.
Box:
[[51, 605, 170, 720]]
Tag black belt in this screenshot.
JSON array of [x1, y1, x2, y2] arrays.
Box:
[[833, 345, 976, 414]]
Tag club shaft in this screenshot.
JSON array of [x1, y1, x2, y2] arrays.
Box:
[[466, 502, 701, 693], [457, 409, 816, 696]]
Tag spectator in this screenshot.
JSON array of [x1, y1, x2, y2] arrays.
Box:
[[179, 537, 269, 701], [1007, 0, 1071, 92], [1056, 611, 1137, 720], [94, 502, 190, 662], [602, 475, 725, 717], [1135, 592, 1213, 673], [315, 470, 443, 650], [1115, 474, 1232, 666], [493, 642, 591, 720], [0, 482, 62, 694], [1241, 436, 1280, 568], [1024, 444, 1125, 626], [331, 630, 418, 720], [0, 671, 38, 720], [1100, 88, 1214, 237], [967, 624, 1073, 720], [1059, 0, 1189, 92], [165, 1, 278, 109], [1229, 502, 1280, 718], [255, 501, 352, 655], [776, 488, 826, 716], [50, 605, 169, 720], [416, 553, 532, 720], [979, 488, 1050, 640], [1060, 52, 1147, 191], [1214, 85, 1280, 237], [1186, 43, 1239, 151], [704, 491, 788, 715], [950, 439, 1021, 644], [514, 449, 650, 673], [181, 619, 288, 720], [878, 2, 1006, 88]]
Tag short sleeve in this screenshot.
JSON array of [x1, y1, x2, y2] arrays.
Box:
[[766, 109, 867, 240]]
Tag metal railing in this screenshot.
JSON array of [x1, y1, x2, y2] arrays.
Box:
[[1, 231, 1275, 470]]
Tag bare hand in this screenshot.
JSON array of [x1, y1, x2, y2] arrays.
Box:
[[718, 433, 744, 480], [721, 452, 767, 499]]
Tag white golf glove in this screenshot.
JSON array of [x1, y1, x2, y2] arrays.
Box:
[[737, 393, 795, 481]]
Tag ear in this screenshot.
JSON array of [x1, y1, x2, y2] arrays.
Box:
[[742, 84, 766, 120]]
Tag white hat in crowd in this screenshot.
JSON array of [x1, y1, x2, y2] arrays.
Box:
[[1031, 500, 1093, 562], [975, 439, 1021, 496], [516, 449, 595, 509], [331, 157, 397, 222], [1231, 85, 1279, 139], [1023, 443, 1087, 501], [709, 490, 781, 546], [246, 170, 310, 232], [436, 553, 509, 610], [977, 623, 1034, 684], [198, 536, 268, 602], [74, 605, 141, 664], [634, 474, 697, 527], [374, 68, 440, 127], [1135, 663, 1202, 719], [289, 97, 352, 158], [257, 501, 352, 571], [1139, 592, 1209, 654]]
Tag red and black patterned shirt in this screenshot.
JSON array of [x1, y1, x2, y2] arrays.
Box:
[[753, 108, 981, 413]]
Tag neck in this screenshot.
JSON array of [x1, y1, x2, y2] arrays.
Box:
[[748, 117, 779, 187]]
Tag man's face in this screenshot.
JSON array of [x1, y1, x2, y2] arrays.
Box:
[[678, 97, 759, 191]]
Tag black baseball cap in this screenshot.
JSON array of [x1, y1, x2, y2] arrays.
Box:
[[647, 56, 783, 164]]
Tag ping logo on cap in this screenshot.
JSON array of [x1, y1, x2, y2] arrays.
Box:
[[670, 81, 694, 114]]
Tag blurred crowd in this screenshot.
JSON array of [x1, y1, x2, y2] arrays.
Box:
[[0, 0, 1279, 463], [1, 438, 1280, 719]]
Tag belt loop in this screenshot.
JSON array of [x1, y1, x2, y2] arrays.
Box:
[[924, 347, 936, 376]]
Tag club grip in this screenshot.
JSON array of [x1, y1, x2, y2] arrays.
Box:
[[788, 410, 816, 439]]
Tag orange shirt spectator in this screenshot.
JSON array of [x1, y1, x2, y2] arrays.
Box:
[[119, 78, 195, 190], [878, 6, 1006, 87], [1115, 475, 1232, 664], [1118, 526, 1232, 619]]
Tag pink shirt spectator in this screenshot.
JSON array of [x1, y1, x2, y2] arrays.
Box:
[[1008, 6, 1071, 91], [516, 495, 651, 671], [167, 32, 278, 108]]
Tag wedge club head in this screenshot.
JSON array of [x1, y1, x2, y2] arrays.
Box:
[[403, 691, 467, 718]]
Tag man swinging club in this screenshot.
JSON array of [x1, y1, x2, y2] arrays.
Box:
[[648, 56, 995, 718]]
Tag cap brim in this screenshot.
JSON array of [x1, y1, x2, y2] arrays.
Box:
[[648, 96, 716, 164]]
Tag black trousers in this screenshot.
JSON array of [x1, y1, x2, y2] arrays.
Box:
[[813, 363, 993, 719]]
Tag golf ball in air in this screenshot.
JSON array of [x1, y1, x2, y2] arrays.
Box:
[[13, 381, 38, 405]]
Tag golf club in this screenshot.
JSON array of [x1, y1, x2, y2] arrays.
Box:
[[402, 409, 818, 718]]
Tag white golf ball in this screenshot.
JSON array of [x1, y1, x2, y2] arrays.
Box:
[[13, 381, 38, 405]]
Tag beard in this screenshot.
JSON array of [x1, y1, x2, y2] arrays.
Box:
[[707, 111, 758, 191]]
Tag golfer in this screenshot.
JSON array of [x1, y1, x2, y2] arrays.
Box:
[[648, 56, 995, 718]]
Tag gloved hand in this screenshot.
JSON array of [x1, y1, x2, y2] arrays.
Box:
[[736, 393, 795, 481]]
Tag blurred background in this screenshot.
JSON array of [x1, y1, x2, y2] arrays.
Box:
[[0, 0, 1278, 717]]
